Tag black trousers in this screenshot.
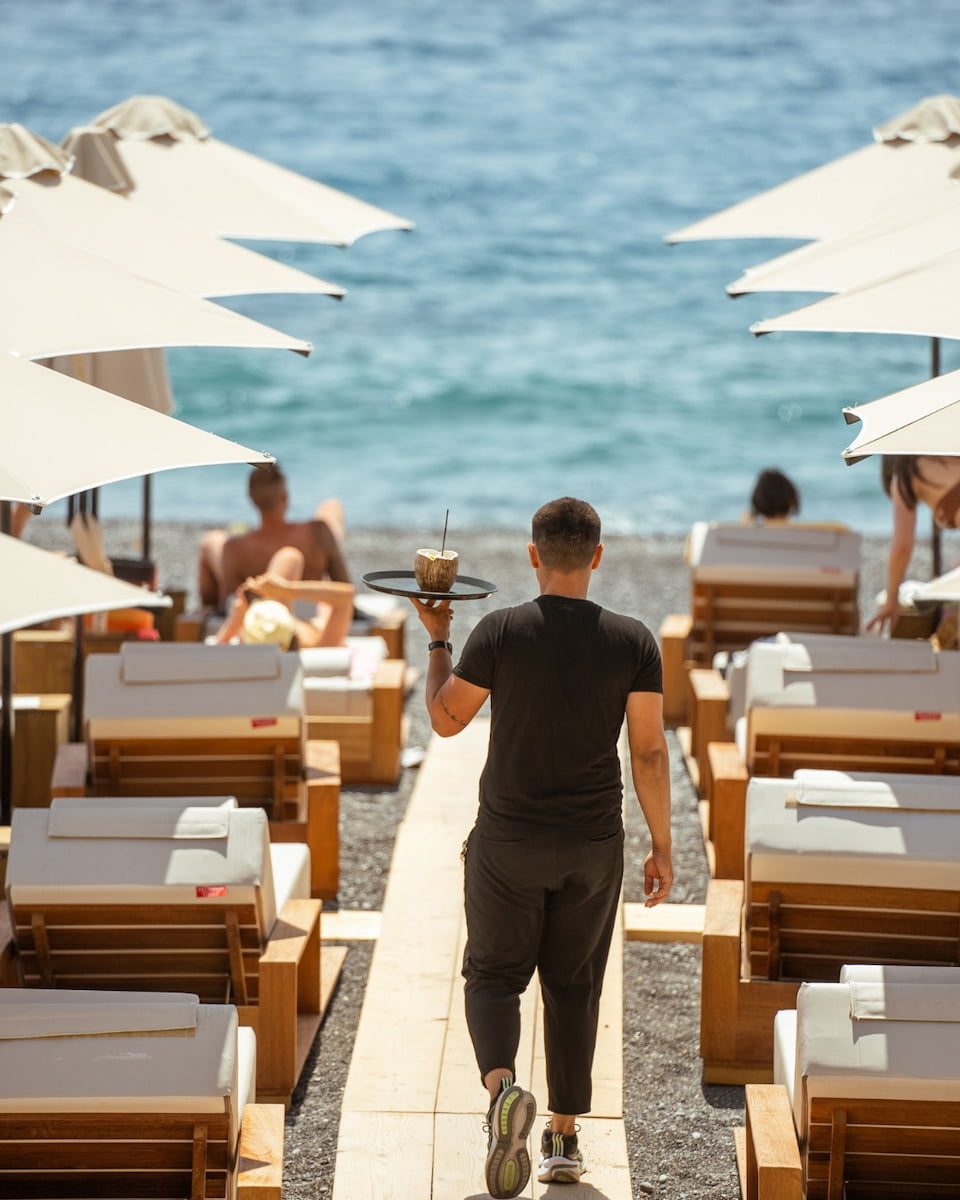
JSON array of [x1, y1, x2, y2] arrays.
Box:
[[461, 823, 624, 1116]]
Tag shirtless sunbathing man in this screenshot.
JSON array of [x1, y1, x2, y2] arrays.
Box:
[[198, 463, 350, 611]]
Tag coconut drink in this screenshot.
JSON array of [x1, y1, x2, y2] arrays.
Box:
[[414, 548, 459, 591]]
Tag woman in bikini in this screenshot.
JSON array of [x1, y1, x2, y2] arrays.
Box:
[[867, 455, 960, 633]]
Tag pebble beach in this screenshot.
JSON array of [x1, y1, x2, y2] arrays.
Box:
[[22, 517, 919, 1199]]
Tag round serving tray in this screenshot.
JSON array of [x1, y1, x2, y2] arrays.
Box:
[[361, 569, 498, 601]]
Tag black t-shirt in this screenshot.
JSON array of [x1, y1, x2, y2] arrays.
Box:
[[453, 594, 662, 836]]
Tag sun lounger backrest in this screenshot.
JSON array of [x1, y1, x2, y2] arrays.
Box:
[[689, 521, 861, 576]]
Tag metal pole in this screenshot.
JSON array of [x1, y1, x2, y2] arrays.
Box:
[[931, 337, 943, 578], [142, 475, 153, 562], [1, 501, 12, 825]]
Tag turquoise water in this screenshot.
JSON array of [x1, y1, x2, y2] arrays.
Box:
[[5, 0, 960, 534]]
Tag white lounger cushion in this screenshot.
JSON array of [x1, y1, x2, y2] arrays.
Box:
[[300, 638, 390, 717], [7, 802, 281, 933], [781, 980, 960, 1136], [745, 774, 960, 890], [269, 842, 311, 913], [0, 988, 199, 1040], [687, 522, 860, 584], [85, 642, 303, 739]]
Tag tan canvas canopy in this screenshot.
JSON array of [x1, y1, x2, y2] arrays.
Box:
[[0, 353, 272, 508], [0, 532, 171, 635], [728, 183, 960, 296], [667, 95, 960, 243], [73, 94, 414, 247], [842, 369, 960, 461]]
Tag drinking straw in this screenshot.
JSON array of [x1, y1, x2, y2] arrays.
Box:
[[440, 509, 449, 555]]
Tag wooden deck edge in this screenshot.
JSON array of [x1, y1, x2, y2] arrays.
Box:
[[322, 910, 382, 941]]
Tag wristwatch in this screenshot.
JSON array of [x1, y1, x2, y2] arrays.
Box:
[[427, 640, 453, 653]]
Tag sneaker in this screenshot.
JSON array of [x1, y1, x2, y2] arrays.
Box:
[[483, 1082, 537, 1199], [537, 1126, 585, 1183]]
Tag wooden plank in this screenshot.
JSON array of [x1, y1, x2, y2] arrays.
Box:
[[742, 1084, 802, 1200], [321, 910, 382, 941], [532, 1117, 631, 1198], [624, 902, 705, 943], [333, 1112, 435, 1200]]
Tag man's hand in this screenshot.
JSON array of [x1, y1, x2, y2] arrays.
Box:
[[642, 848, 674, 908], [411, 597, 454, 643]]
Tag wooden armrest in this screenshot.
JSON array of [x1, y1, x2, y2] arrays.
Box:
[[704, 878, 743, 941], [659, 611, 694, 641], [700, 879, 745, 1067], [743, 1084, 801, 1200], [709, 742, 749, 878], [174, 609, 210, 642], [50, 741, 88, 798], [688, 667, 729, 705], [261, 899, 322, 965], [238, 1102, 285, 1200], [373, 658, 406, 691]]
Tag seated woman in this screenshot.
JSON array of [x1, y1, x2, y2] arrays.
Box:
[[214, 545, 355, 649], [744, 468, 801, 523], [868, 454, 960, 634]]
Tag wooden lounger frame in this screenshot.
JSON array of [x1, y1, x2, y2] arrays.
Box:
[[701, 878, 960, 1084], [51, 738, 343, 900], [0, 1100, 283, 1200], [739, 1082, 960, 1200], [659, 574, 859, 726], [10, 894, 335, 1105]]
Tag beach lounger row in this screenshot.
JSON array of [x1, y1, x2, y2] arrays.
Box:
[[3, 795, 342, 1104], [700, 770, 960, 1083], [740, 965, 960, 1199]]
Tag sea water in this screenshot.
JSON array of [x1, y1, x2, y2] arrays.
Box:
[[4, 0, 960, 535]]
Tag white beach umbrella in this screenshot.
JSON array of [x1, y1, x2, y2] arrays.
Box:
[[2, 128, 345, 301], [0, 353, 272, 509], [667, 94, 960, 244], [0, 216, 312, 360], [71, 94, 414, 247], [727, 183, 960, 297], [842, 370, 960, 462]]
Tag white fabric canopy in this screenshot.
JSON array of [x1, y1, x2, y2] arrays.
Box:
[[751, 248, 960, 342], [0, 218, 311, 360], [728, 183, 960, 296], [0, 533, 170, 635], [842, 369, 960, 461], [667, 95, 960, 244], [913, 566, 960, 602], [73, 94, 414, 247], [0, 353, 272, 508]]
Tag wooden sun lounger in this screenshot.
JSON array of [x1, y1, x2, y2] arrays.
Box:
[[660, 524, 861, 725], [739, 972, 960, 1199], [700, 775, 960, 1083], [0, 990, 284, 1200], [5, 801, 343, 1104]]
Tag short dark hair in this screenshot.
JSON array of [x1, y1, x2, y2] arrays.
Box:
[[531, 497, 601, 571], [248, 463, 287, 513], [750, 468, 800, 519]]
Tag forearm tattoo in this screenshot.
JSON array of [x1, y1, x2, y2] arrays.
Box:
[[440, 695, 468, 728]]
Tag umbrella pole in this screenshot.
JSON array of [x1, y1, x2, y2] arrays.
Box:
[[1, 501, 12, 825], [71, 614, 85, 743], [930, 337, 943, 578], [142, 475, 152, 563]]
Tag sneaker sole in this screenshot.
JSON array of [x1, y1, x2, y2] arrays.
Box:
[[485, 1087, 537, 1199], [538, 1164, 584, 1183]]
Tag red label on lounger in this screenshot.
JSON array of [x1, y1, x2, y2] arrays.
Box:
[[914, 712, 942, 721], [251, 717, 277, 728], [196, 885, 227, 898]]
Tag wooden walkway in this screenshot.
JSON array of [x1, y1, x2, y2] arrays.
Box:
[[332, 717, 632, 1199]]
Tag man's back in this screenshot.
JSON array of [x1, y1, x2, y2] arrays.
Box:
[[220, 517, 348, 599]]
